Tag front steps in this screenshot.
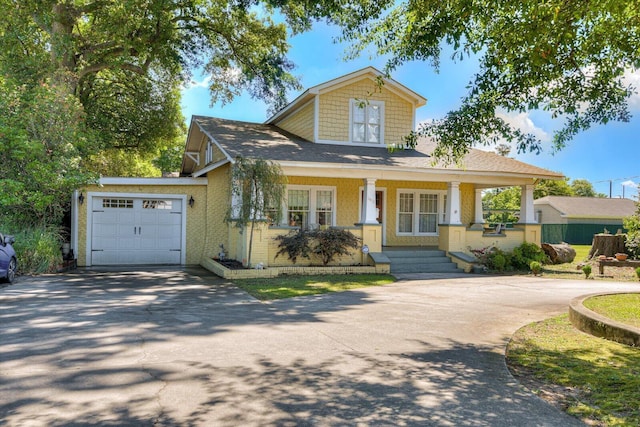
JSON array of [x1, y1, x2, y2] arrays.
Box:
[[383, 247, 463, 274]]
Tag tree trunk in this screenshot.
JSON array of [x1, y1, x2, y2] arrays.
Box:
[[51, 2, 79, 95], [588, 234, 626, 259], [541, 243, 576, 264]]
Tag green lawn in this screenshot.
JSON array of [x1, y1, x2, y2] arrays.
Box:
[[507, 314, 640, 426], [584, 294, 640, 328], [233, 274, 396, 300], [541, 244, 640, 282]]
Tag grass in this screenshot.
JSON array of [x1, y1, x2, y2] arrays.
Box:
[[584, 294, 640, 329], [507, 314, 640, 426], [541, 245, 640, 282], [233, 274, 396, 300]]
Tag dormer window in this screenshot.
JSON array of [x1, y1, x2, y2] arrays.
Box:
[[351, 100, 384, 144]]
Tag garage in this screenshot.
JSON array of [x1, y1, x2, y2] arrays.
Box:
[[88, 195, 185, 265]]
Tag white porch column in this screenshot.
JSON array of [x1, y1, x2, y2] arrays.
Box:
[[519, 184, 536, 223], [470, 188, 485, 230], [445, 181, 462, 225], [361, 178, 378, 224]]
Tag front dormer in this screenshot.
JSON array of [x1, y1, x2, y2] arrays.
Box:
[[266, 67, 426, 147]]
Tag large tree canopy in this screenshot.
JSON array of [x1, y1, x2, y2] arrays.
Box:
[[315, 0, 640, 162], [0, 0, 303, 159], [0, 0, 311, 225]]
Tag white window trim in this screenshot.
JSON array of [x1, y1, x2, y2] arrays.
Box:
[[395, 189, 447, 236], [282, 185, 337, 227], [349, 99, 385, 145]]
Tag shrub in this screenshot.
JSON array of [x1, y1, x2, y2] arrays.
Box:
[[529, 261, 542, 276], [274, 229, 313, 264], [311, 227, 361, 266], [635, 267, 640, 281], [471, 243, 548, 273], [275, 227, 361, 265], [7, 226, 63, 275], [582, 264, 592, 279], [511, 242, 548, 270], [491, 253, 507, 272], [624, 213, 640, 259]]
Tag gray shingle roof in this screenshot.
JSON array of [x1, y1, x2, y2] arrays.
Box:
[[534, 196, 637, 219], [193, 116, 563, 179]]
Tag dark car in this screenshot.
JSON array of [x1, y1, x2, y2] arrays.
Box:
[[0, 233, 17, 283]]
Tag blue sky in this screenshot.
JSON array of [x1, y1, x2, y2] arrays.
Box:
[[181, 22, 640, 200]]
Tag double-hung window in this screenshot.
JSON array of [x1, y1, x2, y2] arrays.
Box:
[[286, 186, 335, 228], [396, 190, 446, 235], [351, 100, 384, 144]]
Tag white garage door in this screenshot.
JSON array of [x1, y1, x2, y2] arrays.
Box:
[[91, 197, 183, 265]]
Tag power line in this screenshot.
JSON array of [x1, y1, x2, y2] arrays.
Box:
[[593, 176, 640, 198]]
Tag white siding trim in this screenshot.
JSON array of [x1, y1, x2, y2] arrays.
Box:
[[99, 177, 207, 186], [192, 158, 230, 178], [313, 95, 319, 143], [71, 190, 79, 259]]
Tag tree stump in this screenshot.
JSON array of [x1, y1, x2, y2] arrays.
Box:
[[541, 243, 576, 264], [588, 234, 626, 259]]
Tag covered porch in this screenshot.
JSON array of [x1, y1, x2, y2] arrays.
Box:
[[226, 166, 541, 272]]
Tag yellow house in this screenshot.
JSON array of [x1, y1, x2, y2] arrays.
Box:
[[73, 67, 562, 273]]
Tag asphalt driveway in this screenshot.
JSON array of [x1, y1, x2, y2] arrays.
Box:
[[0, 267, 636, 426]]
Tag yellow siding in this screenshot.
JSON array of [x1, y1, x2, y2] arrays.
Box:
[[276, 100, 315, 141], [465, 228, 529, 252], [317, 79, 414, 145], [77, 183, 208, 266], [204, 165, 232, 262], [286, 176, 361, 226], [460, 183, 474, 226]]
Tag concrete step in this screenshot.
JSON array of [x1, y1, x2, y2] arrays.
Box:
[[390, 262, 462, 274], [383, 250, 446, 259], [383, 248, 463, 274]]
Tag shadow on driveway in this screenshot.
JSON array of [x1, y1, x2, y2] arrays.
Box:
[[0, 267, 585, 426]]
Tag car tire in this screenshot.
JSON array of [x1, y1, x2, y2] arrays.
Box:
[[5, 257, 16, 283]]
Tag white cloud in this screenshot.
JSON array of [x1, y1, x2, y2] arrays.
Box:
[[622, 180, 638, 188], [185, 74, 212, 90], [496, 111, 550, 143]]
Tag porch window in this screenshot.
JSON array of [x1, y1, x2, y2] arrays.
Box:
[[398, 193, 414, 232], [287, 189, 309, 227], [316, 190, 333, 226], [286, 186, 335, 228], [419, 194, 438, 233], [397, 190, 446, 236], [351, 100, 384, 144]]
